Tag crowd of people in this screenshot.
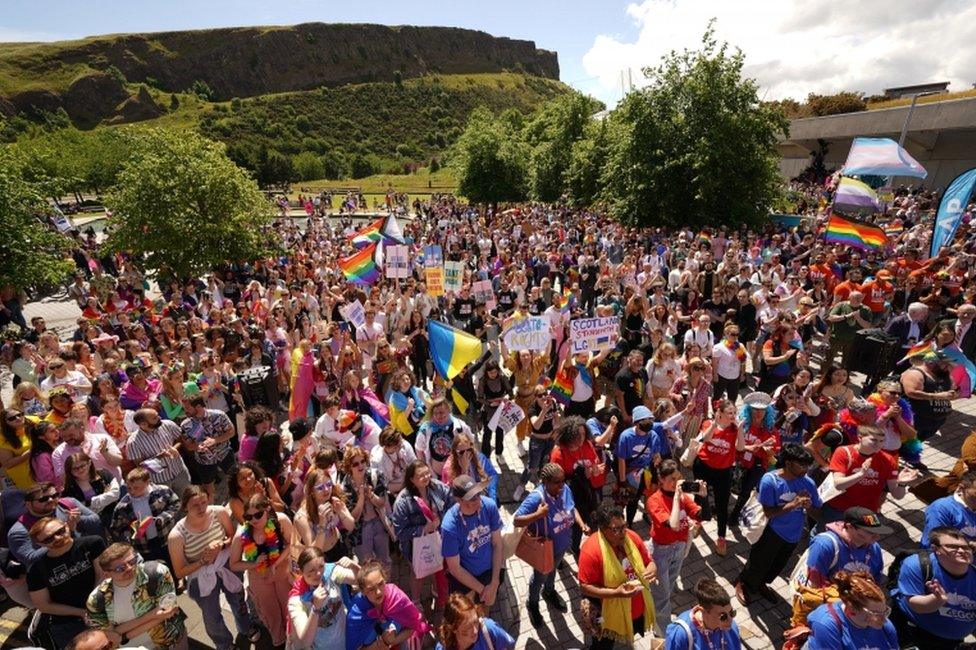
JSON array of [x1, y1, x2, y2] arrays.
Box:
[[1, 180, 975, 650]]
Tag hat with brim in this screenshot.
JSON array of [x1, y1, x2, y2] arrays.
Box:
[[844, 507, 894, 535], [451, 474, 486, 501], [93, 333, 119, 345], [743, 391, 773, 409]]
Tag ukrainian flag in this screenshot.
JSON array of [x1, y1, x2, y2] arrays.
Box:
[[428, 320, 483, 380]]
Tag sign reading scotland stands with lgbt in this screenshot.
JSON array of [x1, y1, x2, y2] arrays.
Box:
[[570, 316, 620, 354]]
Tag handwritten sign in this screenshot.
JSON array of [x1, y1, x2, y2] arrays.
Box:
[[488, 400, 526, 434], [443, 261, 465, 293], [502, 316, 550, 352], [425, 267, 445, 297], [570, 316, 621, 354], [472, 280, 495, 311], [385, 245, 410, 278], [340, 300, 366, 330], [423, 245, 443, 268]]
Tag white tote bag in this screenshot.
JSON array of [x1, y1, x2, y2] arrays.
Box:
[[412, 530, 443, 579], [737, 491, 768, 544]]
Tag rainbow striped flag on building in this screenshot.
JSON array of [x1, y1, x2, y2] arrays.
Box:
[[339, 242, 382, 284], [824, 213, 887, 251]]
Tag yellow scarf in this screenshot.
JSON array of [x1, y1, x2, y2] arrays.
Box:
[[597, 530, 656, 642]]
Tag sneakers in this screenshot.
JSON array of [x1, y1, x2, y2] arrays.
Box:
[[513, 484, 526, 501], [527, 602, 544, 628], [517, 439, 528, 457], [715, 537, 727, 556], [542, 590, 568, 613]]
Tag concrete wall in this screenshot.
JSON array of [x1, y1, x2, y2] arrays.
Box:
[[778, 96, 976, 189]]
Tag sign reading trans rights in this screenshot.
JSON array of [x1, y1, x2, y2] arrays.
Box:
[[570, 316, 620, 354]]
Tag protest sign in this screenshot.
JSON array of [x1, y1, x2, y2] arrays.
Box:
[[50, 211, 72, 233], [423, 245, 443, 268], [340, 300, 366, 329], [443, 261, 465, 293], [472, 279, 496, 310], [502, 316, 550, 352], [488, 400, 525, 433], [385, 245, 410, 278], [570, 316, 620, 354], [425, 267, 445, 296]]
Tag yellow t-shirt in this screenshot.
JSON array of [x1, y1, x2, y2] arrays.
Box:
[[0, 428, 32, 489]]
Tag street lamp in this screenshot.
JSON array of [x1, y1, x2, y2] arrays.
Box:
[[898, 90, 942, 147]]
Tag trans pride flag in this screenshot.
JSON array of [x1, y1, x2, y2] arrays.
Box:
[[842, 137, 927, 179]]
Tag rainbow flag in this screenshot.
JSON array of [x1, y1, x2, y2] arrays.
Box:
[[131, 516, 154, 540], [943, 347, 976, 398], [557, 287, 575, 315], [428, 320, 483, 379], [550, 368, 573, 406], [339, 242, 382, 285], [348, 217, 384, 248], [824, 213, 887, 251], [883, 222, 904, 237], [899, 340, 932, 364]]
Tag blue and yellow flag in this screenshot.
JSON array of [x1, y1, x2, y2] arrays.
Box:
[[428, 320, 483, 380]]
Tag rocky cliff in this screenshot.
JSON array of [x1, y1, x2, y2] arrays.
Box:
[[0, 23, 559, 126]]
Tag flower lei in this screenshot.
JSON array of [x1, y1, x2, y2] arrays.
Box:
[[240, 516, 282, 572]]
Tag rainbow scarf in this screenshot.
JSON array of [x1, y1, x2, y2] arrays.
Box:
[[722, 338, 746, 363], [240, 516, 283, 573], [867, 393, 921, 462]]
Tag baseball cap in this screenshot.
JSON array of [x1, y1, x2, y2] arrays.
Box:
[[844, 507, 894, 535], [451, 475, 486, 501], [631, 405, 652, 422]]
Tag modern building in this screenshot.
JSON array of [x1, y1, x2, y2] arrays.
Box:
[[883, 82, 949, 99]]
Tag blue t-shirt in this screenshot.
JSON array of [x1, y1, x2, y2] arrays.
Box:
[[895, 552, 976, 640], [922, 495, 976, 547], [435, 617, 514, 650], [441, 497, 502, 577], [665, 609, 742, 650], [514, 485, 576, 556], [616, 427, 664, 474], [806, 530, 884, 585], [758, 471, 822, 543], [806, 602, 898, 650]]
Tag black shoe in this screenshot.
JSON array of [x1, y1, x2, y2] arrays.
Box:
[[758, 584, 778, 603], [527, 602, 544, 628], [543, 590, 568, 613]]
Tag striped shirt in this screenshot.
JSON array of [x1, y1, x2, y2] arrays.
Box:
[[174, 507, 227, 563], [125, 421, 188, 482]]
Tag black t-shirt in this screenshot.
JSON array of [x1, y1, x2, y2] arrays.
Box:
[[496, 290, 516, 314], [27, 535, 106, 619], [452, 298, 475, 321], [615, 366, 648, 415]]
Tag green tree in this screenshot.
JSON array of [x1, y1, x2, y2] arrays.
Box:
[[806, 91, 866, 116], [321, 151, 349, 180], [450, 107, 529, 206], [600, 25, 788, 227], [170, 94, 180, 111], [104, 129, 273, 279], [257, 148, 295, 187], [0, 148, 75, 290], [292, 151, 325, 181], [565, 119, 612, 206], [524, 93, 600, 201]]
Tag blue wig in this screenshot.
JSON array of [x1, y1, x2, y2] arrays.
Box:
[[739, 402, 778, 429]]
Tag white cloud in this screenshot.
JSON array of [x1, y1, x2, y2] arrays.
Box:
[[581, 0, 976, 106]]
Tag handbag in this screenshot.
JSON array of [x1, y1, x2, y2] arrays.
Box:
[[515, 491, 555, 574], [737, 490, 768, 544], [411, 496, 443, 579], [500, 513, 525, 560]]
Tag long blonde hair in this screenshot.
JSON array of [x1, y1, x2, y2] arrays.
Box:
[[11, 382, 47, 412]]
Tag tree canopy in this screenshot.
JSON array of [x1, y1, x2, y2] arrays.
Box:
[[104, 129, 274, 280], [599, 26, 789, 228], [0, 147, 75, 291], [450, 107, 530, 206]]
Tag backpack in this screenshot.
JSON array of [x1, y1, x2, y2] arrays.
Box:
[[886, 550, 933, 595]]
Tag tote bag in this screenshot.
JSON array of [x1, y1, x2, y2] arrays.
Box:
[[412, 530, 443, 579], [515, 491, 554, 574], [737, 490, 768, 544]]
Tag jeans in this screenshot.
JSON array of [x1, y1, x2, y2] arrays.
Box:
[[528, 545, 567, 604], [188, 571, 251, 650], [354, 517, 392, 566], [650, 539, 688, 624], [520, 437, 555, 483]]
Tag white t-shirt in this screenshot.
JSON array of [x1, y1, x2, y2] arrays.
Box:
[[110, 580, 154, 649]]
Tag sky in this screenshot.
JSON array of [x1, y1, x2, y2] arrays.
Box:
[[3, 0, 975, 107]]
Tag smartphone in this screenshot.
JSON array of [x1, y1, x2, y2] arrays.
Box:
[[680, 480, 699, 492]]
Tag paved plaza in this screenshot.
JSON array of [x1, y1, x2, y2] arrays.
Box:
[[0, 294, 972, 650]]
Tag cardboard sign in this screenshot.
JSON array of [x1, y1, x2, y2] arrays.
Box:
[[570, 316, 621, 354], [487, 400, 525, 433], [443, 261, 465, 293], [340, 300, 366, 330], [423, 245, 443, 268], [425, 267, 445, 297], [385, 245, 410, 278], [472, 280, 496, 310], [502, 316, 550, 352]]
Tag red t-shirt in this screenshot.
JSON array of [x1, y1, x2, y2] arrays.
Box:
[[551, 440, 605, 488], [826, 444, 897, 511], [579, 529, 652, 619], [646, 490, 701, 546], [833, 280, 861, 302], [697, 423, 738, 469], [737, 426, 780, 469]]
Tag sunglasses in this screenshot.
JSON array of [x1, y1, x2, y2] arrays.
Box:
[[111, 557, 139, 573], [243, 509, 266, 522], [350, 460, 366, 469], [5, 413, 23, 421], [32, 493, 59, 504], [38, 525, 68, 544], [457, 448, 473, 454], [717, 609, 737, 622], [314, 482, 333, 492]]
